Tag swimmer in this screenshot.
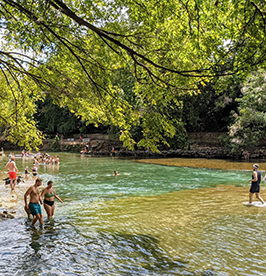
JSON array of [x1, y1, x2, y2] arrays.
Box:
[[113, 171, 120, 176]]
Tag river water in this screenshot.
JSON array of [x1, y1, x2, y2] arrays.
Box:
[[0, 153, 266, 276]]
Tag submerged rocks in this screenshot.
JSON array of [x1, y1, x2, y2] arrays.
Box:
[[0, 210, 16, 220]]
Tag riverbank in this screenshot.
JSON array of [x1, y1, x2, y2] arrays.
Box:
[[2, 135, 266, 160], [81, 146, 266, 161]]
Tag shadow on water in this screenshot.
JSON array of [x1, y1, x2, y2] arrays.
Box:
[[17, 220, 58, 275], [99, 232, 189, 274], [11, 221, 191, 275]]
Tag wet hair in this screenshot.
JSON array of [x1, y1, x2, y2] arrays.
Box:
[[47, 180, 53, 185], [35, 177, 42, 184]]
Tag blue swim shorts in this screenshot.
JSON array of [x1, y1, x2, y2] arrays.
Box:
[[29, 202, 42, 216]]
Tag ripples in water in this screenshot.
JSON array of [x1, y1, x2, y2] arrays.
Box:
[[0, 155, 266, 275]]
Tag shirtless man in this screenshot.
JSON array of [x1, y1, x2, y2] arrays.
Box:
[[24, 178, 43, 226], [5, 156, 19, 190]]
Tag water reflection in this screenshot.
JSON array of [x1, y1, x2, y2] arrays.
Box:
[[29, 229, 43, 254]]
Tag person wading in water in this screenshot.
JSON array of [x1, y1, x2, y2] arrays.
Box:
[[248, 164, 265, 205], [5, 156, 19, 190]]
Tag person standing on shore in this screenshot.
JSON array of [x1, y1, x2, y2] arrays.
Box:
[[243, 150, 250, 162], [5, 156, 19, 190], [248, 164, 265, 205], [41, 180, 63, 219], [24, 178, 43, 226]]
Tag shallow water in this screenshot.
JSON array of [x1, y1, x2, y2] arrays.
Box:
[[0, 154, 265, 275]]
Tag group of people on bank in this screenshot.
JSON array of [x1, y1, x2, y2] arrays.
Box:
[[6, 152, 60, 189]]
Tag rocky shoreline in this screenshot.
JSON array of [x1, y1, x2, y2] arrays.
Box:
[[2, 133, 266, 160], [85, 146, 266, 160], [0, 210, 16, 221]]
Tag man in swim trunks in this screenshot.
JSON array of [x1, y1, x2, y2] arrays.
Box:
[[5, 156, 19, 190], [24, 178, 43, 226], [248, 164, 265, 205]]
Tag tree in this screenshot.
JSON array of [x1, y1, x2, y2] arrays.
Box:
[[34, 94, 81, 136], [0, 72, 43, 149], [227, 69, 266, 152], [0, 0, 266, 150], [182, 74, 243, 132]]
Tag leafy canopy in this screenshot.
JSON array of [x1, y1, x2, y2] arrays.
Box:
[[228, 69, 266, 152], [0, 0, 266, 149]]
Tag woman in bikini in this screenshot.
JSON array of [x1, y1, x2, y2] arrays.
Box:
[[41, 180, 63, 219], [32, 164, 38, 177]]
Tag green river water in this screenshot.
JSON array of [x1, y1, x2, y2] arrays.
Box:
[[0, 153, 265, 276]]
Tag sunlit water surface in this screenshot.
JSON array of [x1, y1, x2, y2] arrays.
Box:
[[0, 153, 266, 275]]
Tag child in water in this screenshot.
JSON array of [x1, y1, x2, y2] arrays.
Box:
[[25, 166, 29, 177]]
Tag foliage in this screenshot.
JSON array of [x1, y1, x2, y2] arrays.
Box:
[[34, 95, 81, 136], [182, 74, 243, 132], [0, 72, 43, 149], [228, 69, 266, 152], [48, 138, 61, 152], [1, 1, 266, 150]]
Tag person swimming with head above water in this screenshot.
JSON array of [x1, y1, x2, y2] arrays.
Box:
[[113, 170, 120, 176], [41, 180, 63, 219]]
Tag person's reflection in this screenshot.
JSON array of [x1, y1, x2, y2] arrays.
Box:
[[29, 229, 43, 255], [29, 220, 55, 255]]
